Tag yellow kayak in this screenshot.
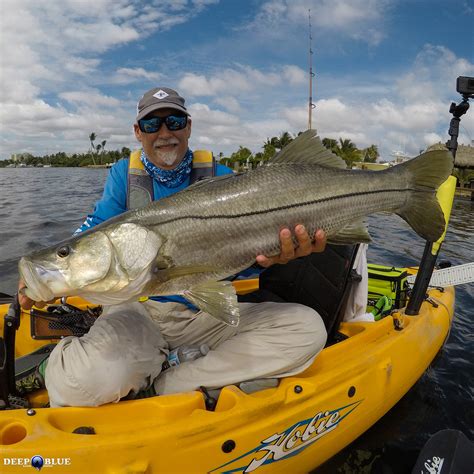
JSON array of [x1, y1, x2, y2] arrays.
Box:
[[0, 277, 455, 473]]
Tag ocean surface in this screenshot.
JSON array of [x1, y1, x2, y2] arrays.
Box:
[[0, 167, 472, 472]]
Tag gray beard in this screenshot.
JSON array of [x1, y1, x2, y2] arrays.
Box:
[[157, 149, 180, 167]]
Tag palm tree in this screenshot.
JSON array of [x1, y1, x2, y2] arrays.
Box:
[[277, 131, 293, 149], [230, 146, 253, 170], [262, 141, 276, 162], [266, 132, 294, 151], [89, 132, 97, 165], [363, 144, 379, 163], [322, 138, 338, 154], [337, 138, 361, 168], [452, 167, 474, 188], [89, 133, 96, 151], [121, 147, 131, 158]]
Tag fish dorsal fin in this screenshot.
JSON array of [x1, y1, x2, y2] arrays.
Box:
[[269, 129, 347, 169]]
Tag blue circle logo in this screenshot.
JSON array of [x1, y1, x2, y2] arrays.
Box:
[[31, 455, 44, 471]]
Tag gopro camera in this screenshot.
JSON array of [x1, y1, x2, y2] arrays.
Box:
[[456, 76, 474, 98]]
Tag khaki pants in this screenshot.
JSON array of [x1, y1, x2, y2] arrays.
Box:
[[45, 301, 326, 407]]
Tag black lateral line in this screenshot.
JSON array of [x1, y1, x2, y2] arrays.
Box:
[[155, 188, 413, 226]]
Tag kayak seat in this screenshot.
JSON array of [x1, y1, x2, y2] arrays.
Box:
[[239, 244, 360, 344]]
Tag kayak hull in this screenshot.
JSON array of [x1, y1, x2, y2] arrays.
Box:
[[0, 285, 454, 473]]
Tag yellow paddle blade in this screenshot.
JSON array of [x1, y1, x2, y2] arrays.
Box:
[[431, 175, 456, 255]]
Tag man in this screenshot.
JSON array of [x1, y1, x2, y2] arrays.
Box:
[[19, 87, 328, 407]]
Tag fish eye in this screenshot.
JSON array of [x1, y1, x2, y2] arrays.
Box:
[[57, 245, 71, 258]]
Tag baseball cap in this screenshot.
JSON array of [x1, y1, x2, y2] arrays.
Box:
[[136, 87, 190, 121]]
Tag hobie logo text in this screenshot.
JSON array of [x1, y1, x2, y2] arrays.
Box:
[[245, 409, 340, 472], [210, 400, 362, 474]]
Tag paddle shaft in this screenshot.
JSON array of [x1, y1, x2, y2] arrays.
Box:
[[407, 262, 474, 288]]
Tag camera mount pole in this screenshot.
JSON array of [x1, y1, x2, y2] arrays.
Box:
[[405, 92, 470, 315], [446, 95, 470, 159]]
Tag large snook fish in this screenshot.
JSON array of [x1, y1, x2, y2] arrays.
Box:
[[19, 131, 453, 326]]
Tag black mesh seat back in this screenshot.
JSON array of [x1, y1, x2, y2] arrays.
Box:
[[258, 244, 359, 340]]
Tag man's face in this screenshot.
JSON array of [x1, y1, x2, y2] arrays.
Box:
[[134, 108, 192, 169]]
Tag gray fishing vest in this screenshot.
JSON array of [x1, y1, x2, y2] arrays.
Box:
[[127, 149, 216, 210]]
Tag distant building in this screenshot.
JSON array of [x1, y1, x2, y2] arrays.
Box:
[[390, 150, 411, 164], [10, 152, 33, 163], [454, 144, 474, 169], [352, 162, 390, 171]]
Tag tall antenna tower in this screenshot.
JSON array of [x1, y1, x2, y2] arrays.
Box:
[[308, 9, 316, 129]]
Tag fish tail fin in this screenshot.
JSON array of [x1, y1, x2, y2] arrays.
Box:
[[391, 150, 453, 241]]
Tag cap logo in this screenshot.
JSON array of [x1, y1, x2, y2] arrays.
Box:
[[153, 90, 169, 100]]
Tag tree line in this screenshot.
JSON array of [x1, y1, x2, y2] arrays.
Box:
[[219, 132, 379, 170], [0, 149, 131, 168], [0, 132, 131, 168], [0, 130, 378, 169]]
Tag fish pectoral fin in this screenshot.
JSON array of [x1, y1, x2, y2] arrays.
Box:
[[328, 220, 372, 245], [183, 280, 240, 327]]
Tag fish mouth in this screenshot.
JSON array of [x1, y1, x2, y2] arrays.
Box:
[[19, 257, 62, 302]]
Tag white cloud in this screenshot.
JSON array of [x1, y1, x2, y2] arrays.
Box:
[[112, 67, 162, 85], [59, 90, 122, 109], [0, 0, 221, 157], [189, 103, 240, 127], [213, 96, 242, 113], [248, 0, 391, 45], [64, 58, 102, 76], [178, 64, 306, 99], [178, 70, 253, 97], [282, 66, 307, 85], [192, 0, 220, 7], [371, 100, 443, 130], [397, 44, 474, 101], [423, 132, 443, 147], [188, 103, 292, 154]]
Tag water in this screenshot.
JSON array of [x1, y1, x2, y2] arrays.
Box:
[[0, 168, 472, 471]]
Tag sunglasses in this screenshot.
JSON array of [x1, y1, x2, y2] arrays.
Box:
[[138, 114, 188, 133]]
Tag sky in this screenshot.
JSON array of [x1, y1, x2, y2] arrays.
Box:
[[0, 0, 473, 161]]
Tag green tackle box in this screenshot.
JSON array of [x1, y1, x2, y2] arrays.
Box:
[[367, 264, 409, 312]]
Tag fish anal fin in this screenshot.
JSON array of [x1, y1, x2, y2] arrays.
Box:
[[183, 280, 240, 326], [328, 220, 372, 245]]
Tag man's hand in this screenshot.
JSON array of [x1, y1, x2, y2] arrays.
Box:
[[256, 226, 327, 268], [18, 280, 52, 310]]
